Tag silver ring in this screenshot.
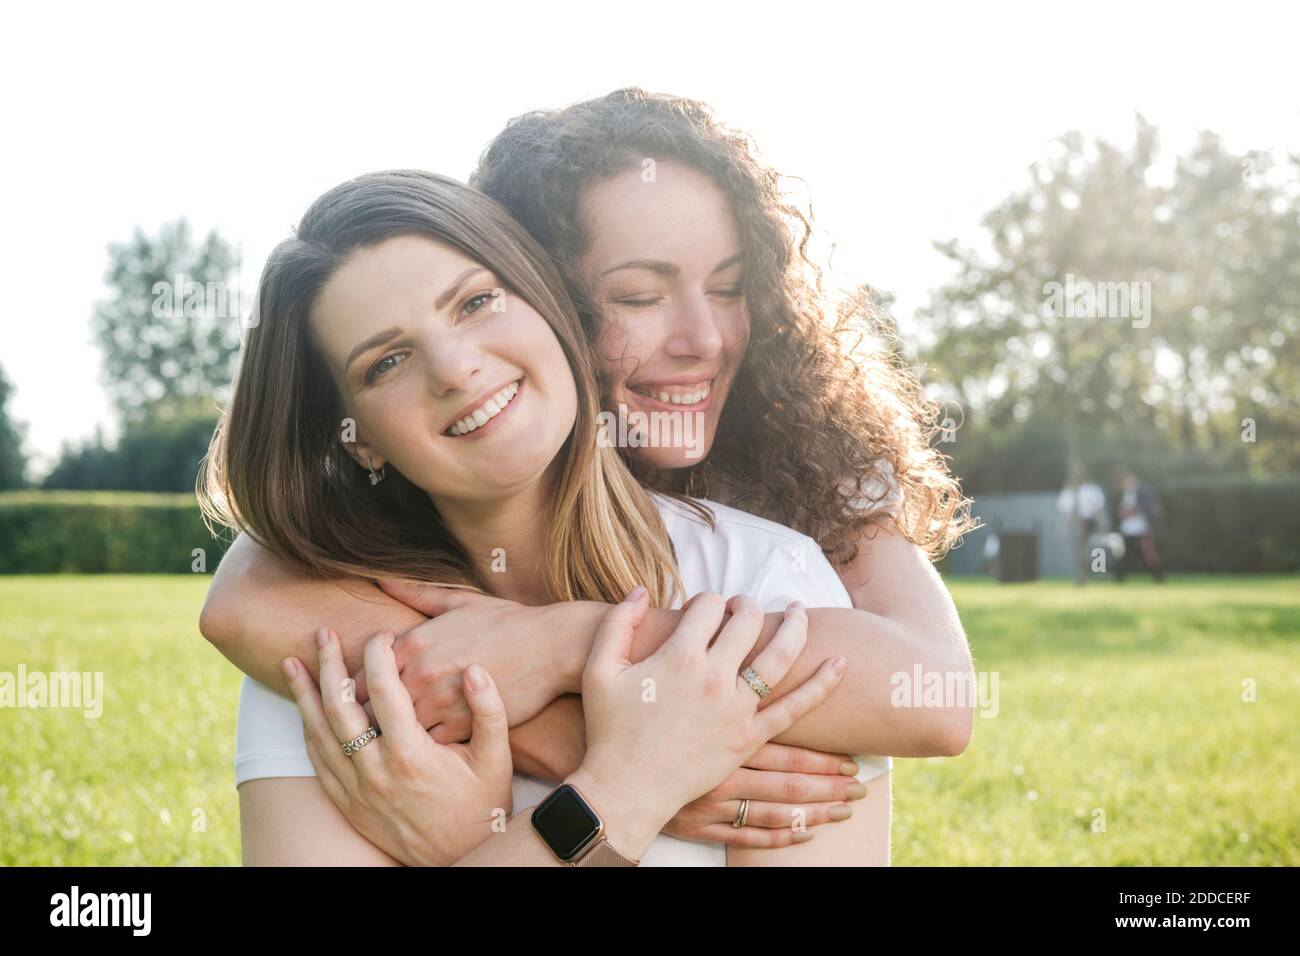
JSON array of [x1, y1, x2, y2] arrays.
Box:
[[731, 798, 751, 829], [342, 725, 381, 756], [740, 667, 771, 699]]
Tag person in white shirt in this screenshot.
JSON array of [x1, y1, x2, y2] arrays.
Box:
[[202, 171, 893, 865]]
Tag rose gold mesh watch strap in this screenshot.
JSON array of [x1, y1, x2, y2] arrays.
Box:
[[575, 837, 639, 867]]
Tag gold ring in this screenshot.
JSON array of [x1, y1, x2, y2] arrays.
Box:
[[740, 667, 771, 699], [731, 799, 751, 829], [342, 725, 381, 756]]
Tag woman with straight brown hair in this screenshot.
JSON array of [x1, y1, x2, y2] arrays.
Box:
[[203, 168, 884, 865]]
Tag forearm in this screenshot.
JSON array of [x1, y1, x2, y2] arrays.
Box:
[[548, 601, 971, 756], [509, 695, 586, 779], [453, 765, 669, 866], [199, 534, 426, 696]]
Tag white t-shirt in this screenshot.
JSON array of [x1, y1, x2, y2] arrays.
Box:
[[1057, 482, 1106, 522], [234, 492, 891, 866]]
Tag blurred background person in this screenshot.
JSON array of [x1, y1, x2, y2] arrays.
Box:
[[1112, 466, 1165, 583], [1058, 464, 1109, 583]]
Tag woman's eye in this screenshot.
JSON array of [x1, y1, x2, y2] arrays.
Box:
[[462, 290, 497, 317], [614, 296, 663, 309], [367, 351, 407, 382], [710, 286, 744, 300]]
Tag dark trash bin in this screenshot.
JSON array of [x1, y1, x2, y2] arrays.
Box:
[[998, 532, 1038, 582]]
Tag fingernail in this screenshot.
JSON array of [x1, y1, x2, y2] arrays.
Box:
[[792, 832, 814, 843], [788, 601, 804, 613], [832, 655, 848, 674], [316, 628, 330, 649], [625, 585, 647, 603], [829, 804, 853, 821], [840, 760, 861, 776], [281, 658, 297, 680], [847, 783, 867, 800], [466, 663, 488, 691]]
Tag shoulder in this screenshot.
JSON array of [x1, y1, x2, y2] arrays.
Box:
[[653, 492, 823, 554], [651, 493, 851, 611]]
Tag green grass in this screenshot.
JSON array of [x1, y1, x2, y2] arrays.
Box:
[[892, 576, 1300, 865], [1, 575, 1296, 865], [0, 577, 241, 865]]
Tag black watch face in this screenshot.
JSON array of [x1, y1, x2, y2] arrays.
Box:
[[532, 785, 601, 861]]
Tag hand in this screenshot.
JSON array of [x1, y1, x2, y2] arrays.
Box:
[[354, 580, 566, 744], [573, 589, 848, 850], [663, 742, 866, 847], [283, 626, 514, 867]]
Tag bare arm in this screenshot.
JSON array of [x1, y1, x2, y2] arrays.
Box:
[[202, 530, 967, 763], [199, 533, 427, 696]]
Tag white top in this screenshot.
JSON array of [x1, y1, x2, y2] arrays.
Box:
[[1118, 485, 1149, 535], [1057, 482, 1106, 521], [235, 493, 891, 866]]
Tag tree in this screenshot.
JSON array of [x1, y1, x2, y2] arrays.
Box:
[[41, 397, 219, 492], [917, 117, 1300, 486], [0, 364, 27, 489], [90, 218, 243, 423]]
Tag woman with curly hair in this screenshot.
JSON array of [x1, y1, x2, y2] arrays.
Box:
[[201, 90, 975, 866]]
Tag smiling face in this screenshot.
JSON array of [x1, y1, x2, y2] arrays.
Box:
[[309, 233, 578, 506], [578, 159, 750, 474]]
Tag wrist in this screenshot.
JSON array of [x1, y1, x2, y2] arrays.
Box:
[[546, 601, 606, 694], [564, 757, 675, 861]]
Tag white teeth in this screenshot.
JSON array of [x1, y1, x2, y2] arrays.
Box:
[[447, 381, 519, 436], [637, 382, 711, 405]]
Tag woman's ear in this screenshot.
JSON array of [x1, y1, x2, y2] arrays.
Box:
[[337, 416, 385, 475]]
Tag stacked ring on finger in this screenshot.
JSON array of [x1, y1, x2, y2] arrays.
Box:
[[740, 667, 771, 699], [342, 725, 382, 756], [731, 798, 751, 829]]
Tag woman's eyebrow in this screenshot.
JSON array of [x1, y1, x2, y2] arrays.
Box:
[[709, 253, 744, 276], [602, 258, 679, 277], [601, 254, 743, 278], [345, 327, 403, 371], [434, 266, 489, 310]]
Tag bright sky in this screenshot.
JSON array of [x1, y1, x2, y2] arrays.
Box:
[[3, 0, 1297, 475]]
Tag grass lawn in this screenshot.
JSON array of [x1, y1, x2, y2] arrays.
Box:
[[1, 574, 1297, 866]]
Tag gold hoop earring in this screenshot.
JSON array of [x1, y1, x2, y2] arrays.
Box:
[[366, 457, 386, 486]]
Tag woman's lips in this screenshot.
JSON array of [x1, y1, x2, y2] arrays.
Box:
[[444, 378, 523, 440], [626, 379, 714, 412]]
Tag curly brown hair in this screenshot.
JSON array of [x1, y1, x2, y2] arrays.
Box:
[[471, 88, 973, 565]]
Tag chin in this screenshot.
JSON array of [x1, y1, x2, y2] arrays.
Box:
[[634, 445, 714, 475]]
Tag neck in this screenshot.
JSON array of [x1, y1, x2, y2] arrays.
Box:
[[433, 467, 559, 606]]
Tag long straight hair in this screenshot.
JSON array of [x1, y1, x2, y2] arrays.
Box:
[[199, 169, 682, 607]]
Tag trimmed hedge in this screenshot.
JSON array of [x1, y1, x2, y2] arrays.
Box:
[[1, 477, 1296, 575], [0, 491, 231, 574], [1157, 475, 1300, 574]]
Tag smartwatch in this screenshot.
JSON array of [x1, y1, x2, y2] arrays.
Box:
[[530, 783, 639, 866]]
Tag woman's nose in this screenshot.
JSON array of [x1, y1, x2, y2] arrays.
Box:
[[665, 292, 725, 360], [422, 333, 483, 396]]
